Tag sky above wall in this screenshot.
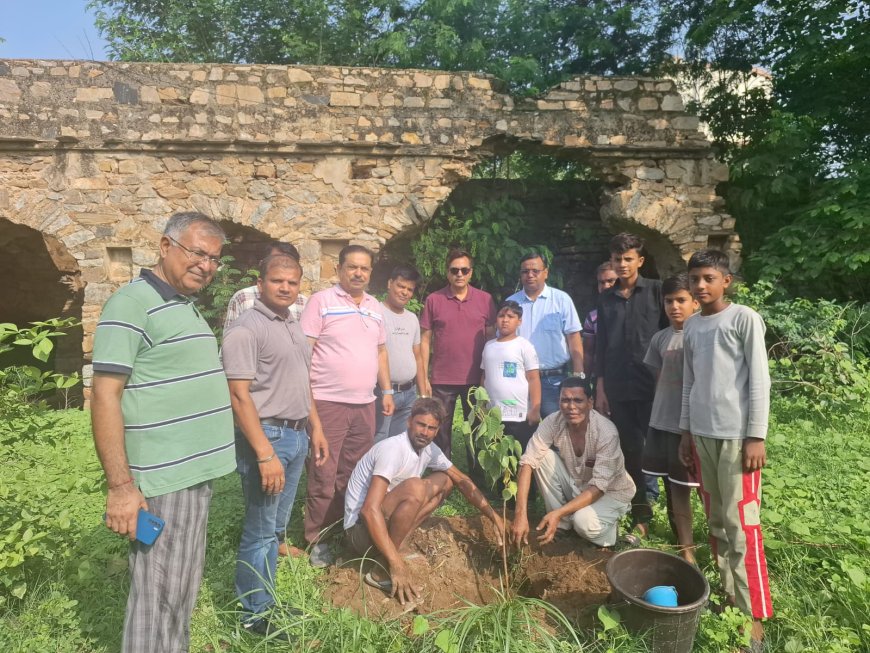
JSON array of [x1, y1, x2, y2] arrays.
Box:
[[1, 0, 109, 60]]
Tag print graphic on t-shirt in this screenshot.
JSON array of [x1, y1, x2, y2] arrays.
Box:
[[502, 362, 517, 378], [500, 398, 520, 419]]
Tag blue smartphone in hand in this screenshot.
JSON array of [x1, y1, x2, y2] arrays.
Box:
[[135, 509, 165, 545], [104, 509, 165, 545]]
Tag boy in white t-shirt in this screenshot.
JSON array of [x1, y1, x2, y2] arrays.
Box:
[[480, 300, 541, 451]]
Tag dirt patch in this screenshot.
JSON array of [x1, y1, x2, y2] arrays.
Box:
[[322, 515, 613, 622]]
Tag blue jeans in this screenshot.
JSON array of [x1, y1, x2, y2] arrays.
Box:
[[374, 387, 417, 443], [235, 424, 308, 619], [540, 373, 567, 418]]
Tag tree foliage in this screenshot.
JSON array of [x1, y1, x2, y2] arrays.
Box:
[[196, 254, 258, 340], [89, 0, 680, 92], [736, 282, 870, 410], [409, 198, 552, 299], [668, 1, 870, 299], [0, 319, 82, 424], [89, 0, 392, 65]]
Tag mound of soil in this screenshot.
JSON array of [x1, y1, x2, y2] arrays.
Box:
[[322, 515, 613, 622]]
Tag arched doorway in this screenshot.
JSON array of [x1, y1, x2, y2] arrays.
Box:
[[376, 147, 674, 319], [0, 219, 85, 404]]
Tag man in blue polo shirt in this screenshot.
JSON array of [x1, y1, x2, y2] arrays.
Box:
[[507, 252, 584, 418]]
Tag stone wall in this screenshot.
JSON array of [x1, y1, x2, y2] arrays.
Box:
[[0, 59, 741, 389]]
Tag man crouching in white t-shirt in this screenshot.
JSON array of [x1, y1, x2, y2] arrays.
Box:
[[343, 397, 505, 605]]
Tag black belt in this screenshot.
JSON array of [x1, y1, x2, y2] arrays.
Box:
[[377, 380, 416, 393], [261, 417, 308, 430], [539, 368, 566, 378]]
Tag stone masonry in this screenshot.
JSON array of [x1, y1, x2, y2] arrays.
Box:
[[0, 59, 740, 389]]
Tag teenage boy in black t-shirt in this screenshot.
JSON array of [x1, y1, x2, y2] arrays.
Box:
[[594, 233, 668, 540]]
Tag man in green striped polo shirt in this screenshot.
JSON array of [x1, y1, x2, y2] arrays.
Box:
[[91, 212, 235, 653]]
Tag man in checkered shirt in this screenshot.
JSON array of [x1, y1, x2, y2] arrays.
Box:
[[510, 376, 635, 548]]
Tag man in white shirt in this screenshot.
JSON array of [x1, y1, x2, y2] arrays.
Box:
[[375, 265, 427, 442], [344, 398, 504, 605], [507, 252, 584, 417]]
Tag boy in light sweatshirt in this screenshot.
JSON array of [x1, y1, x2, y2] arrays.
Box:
[[679, 249, 773, 651]]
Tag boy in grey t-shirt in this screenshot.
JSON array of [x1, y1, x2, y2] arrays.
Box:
[[679, 249, 773, 649], [640, 274, 700, 563]]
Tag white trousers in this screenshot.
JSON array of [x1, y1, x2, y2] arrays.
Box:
[[533, 449, 630, 547]]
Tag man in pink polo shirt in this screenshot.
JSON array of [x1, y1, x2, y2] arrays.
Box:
[[301, 245, 395, 567], [420, 248, 497, 459]]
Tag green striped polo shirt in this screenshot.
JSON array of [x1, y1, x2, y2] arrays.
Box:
[[92, 269, 235, 498]]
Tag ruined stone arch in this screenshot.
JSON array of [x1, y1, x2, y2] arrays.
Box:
[[1, 59, 741, 387], [0, 217, 84, 402]]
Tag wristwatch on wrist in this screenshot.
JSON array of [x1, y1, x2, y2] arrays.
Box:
[[382, 388, 395, 395], [570, 372, 586, 380]]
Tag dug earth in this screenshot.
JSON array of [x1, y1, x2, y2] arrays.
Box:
[[324, 515, 612, 622]]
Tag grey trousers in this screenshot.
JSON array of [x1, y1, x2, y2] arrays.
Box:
[[123, 482, 213, 653], [694, 436, 773, 619]]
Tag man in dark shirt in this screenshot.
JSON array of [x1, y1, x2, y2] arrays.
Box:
[[419, 248, 496, 459], [594, 233, 667, 539]]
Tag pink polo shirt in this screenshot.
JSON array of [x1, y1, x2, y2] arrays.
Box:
[[301, 285, 386, 404], [420, 285, 497, 385]]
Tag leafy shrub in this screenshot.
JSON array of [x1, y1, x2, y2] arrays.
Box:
[[197, 254, 258, 339], [456, 387, 523, 503], [735, 282, 870, 410], [453, 387, 523, 584], [0, 410, 103, 605], [0, 319, 81, 447], [746, 162, 870, 301], [0, 320, 87, 602]]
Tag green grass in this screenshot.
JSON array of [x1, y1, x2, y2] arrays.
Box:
[[1, 399, 868, 652]]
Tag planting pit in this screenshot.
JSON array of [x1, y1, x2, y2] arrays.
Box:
[[322, 515, 612, 622]]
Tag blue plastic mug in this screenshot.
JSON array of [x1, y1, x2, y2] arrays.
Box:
[[642, 585, 679, 607]]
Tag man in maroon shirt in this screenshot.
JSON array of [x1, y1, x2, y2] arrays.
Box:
[[420, 249, 497, 458]]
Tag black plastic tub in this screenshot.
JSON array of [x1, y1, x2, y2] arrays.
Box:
[[605, 549, 710, 653]]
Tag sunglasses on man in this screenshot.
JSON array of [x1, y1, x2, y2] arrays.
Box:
[[449, 267, 472, 276]]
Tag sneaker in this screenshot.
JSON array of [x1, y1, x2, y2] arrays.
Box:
[[244, 615, 295, 642], [309, 541, 334, 568]]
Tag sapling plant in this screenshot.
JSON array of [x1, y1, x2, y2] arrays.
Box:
[[453, 386, 523, 585], [0, 318, 81, 423]]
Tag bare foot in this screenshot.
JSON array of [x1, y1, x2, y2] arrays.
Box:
[[735, 617, 764, 652], [749, 618, 764, 642], [278, 542, 306, 558]]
